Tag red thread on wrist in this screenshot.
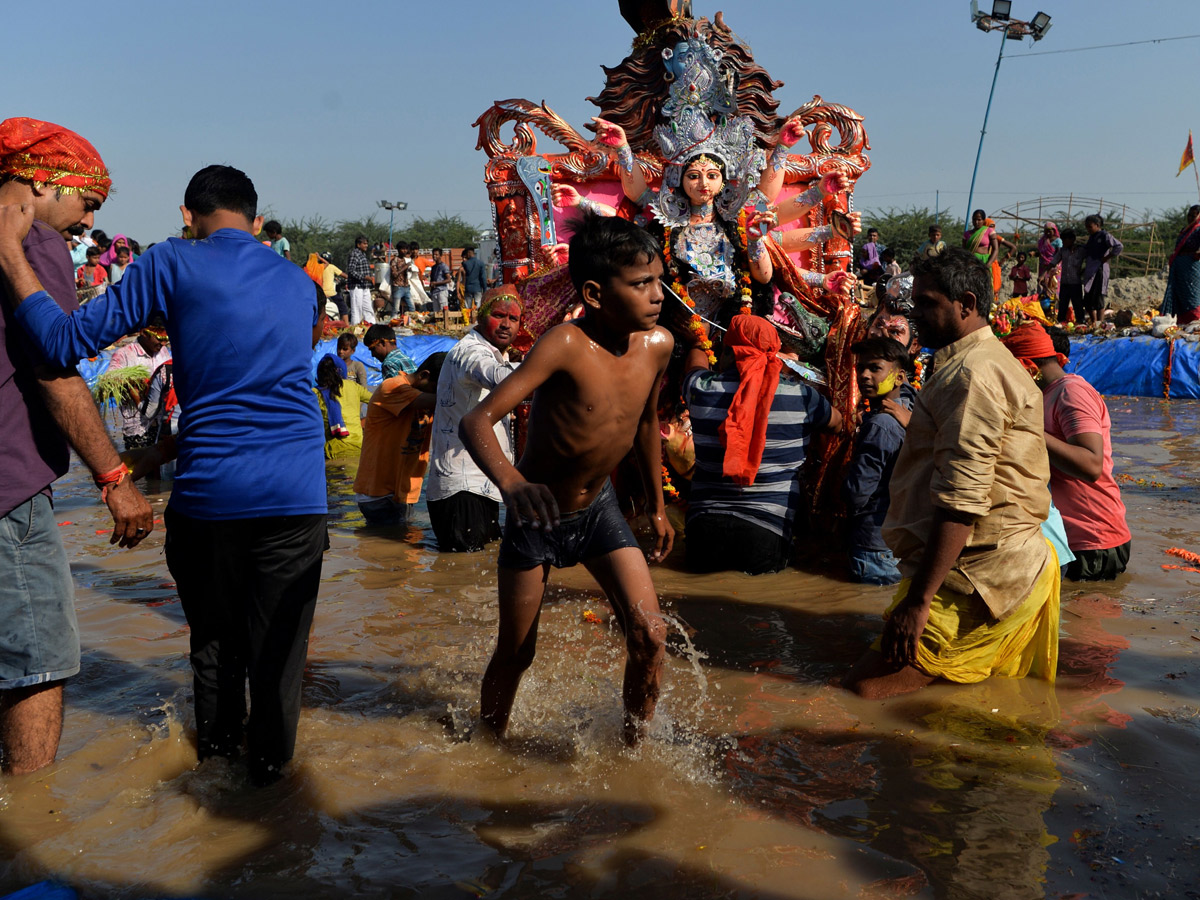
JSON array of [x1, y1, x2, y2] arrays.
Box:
[[94, 463, 130, 502]]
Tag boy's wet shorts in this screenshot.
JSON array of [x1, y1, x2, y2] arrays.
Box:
[[498, 479, 639, 571], [0, 494, 80, 690]]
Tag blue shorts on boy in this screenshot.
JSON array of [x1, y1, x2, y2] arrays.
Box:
[[498, 479, 638, 570]]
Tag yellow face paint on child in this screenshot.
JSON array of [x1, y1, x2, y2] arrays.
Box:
[[870, 369, 898, 397]]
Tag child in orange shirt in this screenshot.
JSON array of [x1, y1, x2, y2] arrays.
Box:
[[353, 351, 447, 525]]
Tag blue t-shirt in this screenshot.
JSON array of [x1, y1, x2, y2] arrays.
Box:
[[843, 385, 915, 552], [15, 228, 326, 520], [684, 367, 831, 538], [461, 256, 486, 293], [270, 236, 290, 257]]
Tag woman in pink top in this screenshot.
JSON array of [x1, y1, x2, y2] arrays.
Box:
[[1001, 324, 1130, 580]]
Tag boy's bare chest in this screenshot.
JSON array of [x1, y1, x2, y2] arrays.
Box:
[[550, 355, 652, 428]]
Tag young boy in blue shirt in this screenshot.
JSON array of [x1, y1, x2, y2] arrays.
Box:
[[0, 165, 326, 785], [844, 337, 914, 585], [459, 211, 672, 746]]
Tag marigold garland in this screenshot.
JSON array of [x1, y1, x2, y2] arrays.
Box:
[[736, 208, 754, 315], [663, 226, 717, 365], [1165, 547, 1200, 566], [911, 357, 925, 391], [1115, 472, 1166, 489], [661, 462, 680, 502]]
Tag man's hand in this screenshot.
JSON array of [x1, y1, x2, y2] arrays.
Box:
[[646, 511, 674, 562], [502, 480, 561, 531], [0, 202, 35, 248], [104, 476, 154, 548], [880, 596, 931, 668], [881, 397, 912, 428]]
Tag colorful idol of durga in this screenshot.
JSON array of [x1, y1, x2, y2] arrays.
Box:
[[474, 1, 873, 521]]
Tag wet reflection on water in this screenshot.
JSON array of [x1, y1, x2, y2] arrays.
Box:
[[1, 398, 1198, 898]]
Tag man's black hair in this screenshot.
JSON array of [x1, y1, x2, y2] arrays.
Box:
[[1047, 326, 1071, 358], [91, 229, 109, 246], [567, 209, 661, 294], [85, 246, 101, 258], [264, 220, 282, 235], [183, 165, 257, 220], [881, 248, 895, 260], [1085, 213, 1103, 229], [408, 241, 419, 251], [419, 351, 449, 382], [911, 247, 994, 320], [363, 324, 395, 347], [336, 332, 357, 351], [850, 336, 909, 366], [1061, 227, 1076, 241], [355, 233, 367, 244]]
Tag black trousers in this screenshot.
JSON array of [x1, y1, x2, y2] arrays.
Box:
[[164, 505, 326, 782], [428, 491, 501, 552], [1065, 540, 1131, 582], [685, 512, 792, 575]]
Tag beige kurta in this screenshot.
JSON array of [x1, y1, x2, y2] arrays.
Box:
[[883, 326, 1052, 619]]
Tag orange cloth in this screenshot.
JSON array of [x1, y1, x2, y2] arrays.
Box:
[[719, 315, 782, 486], [0, 117, 111, 198], [1001, 323, 1067, 372], [352, 375, 432, 504]]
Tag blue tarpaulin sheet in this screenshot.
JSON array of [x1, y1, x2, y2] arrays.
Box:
[[309, 334, 458, 388], [1068, 335, 1200, 399]]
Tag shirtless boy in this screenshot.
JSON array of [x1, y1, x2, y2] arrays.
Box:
[[460, 211, 673, 744]]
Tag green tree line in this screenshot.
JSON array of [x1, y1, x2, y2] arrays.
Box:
[[272, 212, 485, 270]]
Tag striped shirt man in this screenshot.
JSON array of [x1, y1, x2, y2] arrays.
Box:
[[683, 367, 832, 540]]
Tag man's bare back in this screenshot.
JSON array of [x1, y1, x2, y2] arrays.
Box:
[[518, 319, 673, 513]]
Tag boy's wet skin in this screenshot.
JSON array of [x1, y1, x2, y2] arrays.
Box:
[[518, 255, 668, 517]]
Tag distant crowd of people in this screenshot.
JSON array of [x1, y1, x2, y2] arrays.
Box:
[[857, 210, 1129, 328]]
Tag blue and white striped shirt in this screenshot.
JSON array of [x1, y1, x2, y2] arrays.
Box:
[[683, 367, 832, 538]]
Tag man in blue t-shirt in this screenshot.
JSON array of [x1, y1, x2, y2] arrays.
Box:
[[682, 315, 841, 575], [457, 246, 487, 319], [0, 165, 326, 786], [264, 219, 290, 260]]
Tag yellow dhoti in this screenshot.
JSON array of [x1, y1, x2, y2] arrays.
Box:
[[874, 545, 1060, 684]]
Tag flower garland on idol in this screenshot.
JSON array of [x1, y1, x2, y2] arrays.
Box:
[[662, 224, 717, 366], [735, 207, 754, 316]]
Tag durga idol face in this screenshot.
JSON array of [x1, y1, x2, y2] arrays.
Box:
[[682, 157, 724, 209]]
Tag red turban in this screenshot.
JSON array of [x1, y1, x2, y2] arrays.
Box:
[[1000, 323, 1067, 374], [719, 315, 782, 486], [0, 117, 111, 199]]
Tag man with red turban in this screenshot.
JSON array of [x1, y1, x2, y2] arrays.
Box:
[[0, 117, 150, 773], [682, 314, 842, 575], [1001, 323, 1131, 580]]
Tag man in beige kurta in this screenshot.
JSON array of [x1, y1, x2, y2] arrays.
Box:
[[844, 249, 1060, 699]]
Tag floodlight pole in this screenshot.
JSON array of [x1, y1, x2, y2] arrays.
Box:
[[965, 28, 1007, 225]]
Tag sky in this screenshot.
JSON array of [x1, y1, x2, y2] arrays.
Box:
[[9, 0, 1197, 243]]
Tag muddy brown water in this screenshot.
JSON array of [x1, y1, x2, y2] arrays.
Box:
[[2, 396, 1198, 899]]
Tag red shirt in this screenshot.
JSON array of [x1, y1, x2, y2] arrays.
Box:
[[1043, 374, 1130, 551]]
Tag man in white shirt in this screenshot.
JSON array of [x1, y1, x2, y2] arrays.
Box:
[[426, 286, 522, 550]]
